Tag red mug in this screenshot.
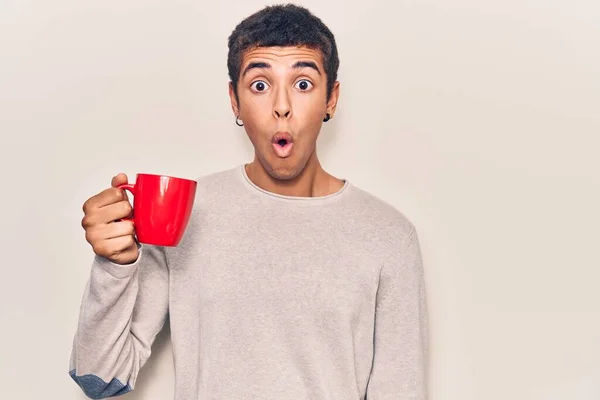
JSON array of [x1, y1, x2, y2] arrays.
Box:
[[117, 173, 197, 247]]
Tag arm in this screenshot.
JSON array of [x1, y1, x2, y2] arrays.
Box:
[[366, 228, 429, 400], [68, 244, 169, 399]]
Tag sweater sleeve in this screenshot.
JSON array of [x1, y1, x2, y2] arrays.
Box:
[[366, 228, 429, 400], [68, 244, 170, 399]]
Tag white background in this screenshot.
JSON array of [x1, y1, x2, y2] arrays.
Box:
[[1, 0, 599, 399]]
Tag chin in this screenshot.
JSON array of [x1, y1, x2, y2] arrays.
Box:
[[268, 169, 299, 181], [266, 163, 300, 181], [259, 155, 304, 181]]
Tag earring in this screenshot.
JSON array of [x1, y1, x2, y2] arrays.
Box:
[[323, 113, 331, 123], [235, 116, 244, 127]]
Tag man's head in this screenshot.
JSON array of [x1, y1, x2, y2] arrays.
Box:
[[227, 4, 340, 181]]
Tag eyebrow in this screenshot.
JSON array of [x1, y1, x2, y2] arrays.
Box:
[[241, 60, 322, 78]]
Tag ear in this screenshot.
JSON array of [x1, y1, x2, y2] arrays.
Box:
[[229, 82, 240, 117], [326, 81, 340, 118]]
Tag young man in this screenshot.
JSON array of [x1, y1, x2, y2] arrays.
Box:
[[69, 4, 428, 399]]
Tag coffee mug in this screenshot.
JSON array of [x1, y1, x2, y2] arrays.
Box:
[[117, 173, 197, 247]]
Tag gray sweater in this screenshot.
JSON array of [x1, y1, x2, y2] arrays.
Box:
[[68, 164, 429, 399]]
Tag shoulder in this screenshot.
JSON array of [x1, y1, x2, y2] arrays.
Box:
[[189, 165, 242, 205], [341, 182, 421, 264], [345, 185, 424, 276], [192, 165, 240, 190], [345, 184, 416, 237]]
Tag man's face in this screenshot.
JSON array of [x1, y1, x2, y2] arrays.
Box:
[[229, 46, 339, 181]]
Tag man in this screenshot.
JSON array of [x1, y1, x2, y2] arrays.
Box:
[[69, 4, 428, 399]]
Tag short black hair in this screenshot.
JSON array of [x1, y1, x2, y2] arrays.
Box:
[[227, 4, 339, 102]]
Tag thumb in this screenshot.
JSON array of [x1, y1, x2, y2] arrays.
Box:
[[111, 173, 129, 188]]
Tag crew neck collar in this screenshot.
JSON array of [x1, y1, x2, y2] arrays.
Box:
[[239, 164, 351, 203]]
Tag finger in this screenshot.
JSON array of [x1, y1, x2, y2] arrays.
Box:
[[84, 188, 127, 213], [85, 220, 134, 244], [84, 200, 132, 227], [103, 220, 136, 240], [99, 200, 133, 223], [111, 173, 128, 188], [94, 235, 136, 257], [105, 235, 136, 253]]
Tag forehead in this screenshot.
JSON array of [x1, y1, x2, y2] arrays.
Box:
[[241, 46, 324, 69]]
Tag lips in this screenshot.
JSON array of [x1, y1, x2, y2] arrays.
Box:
[[271, 131, 294, 158]]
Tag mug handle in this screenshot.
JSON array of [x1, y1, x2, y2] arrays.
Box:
[[117, 183, 135, 223]]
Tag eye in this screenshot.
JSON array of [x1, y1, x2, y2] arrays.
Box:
[[295, 79, 313, 91], [250, 80, 270, 92]]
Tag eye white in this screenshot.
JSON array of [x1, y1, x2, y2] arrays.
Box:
[[295, 80, 313, 91], [251, 81, 269, 92]]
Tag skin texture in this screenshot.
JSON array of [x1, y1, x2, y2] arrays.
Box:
[[229, 46, 344, 198]]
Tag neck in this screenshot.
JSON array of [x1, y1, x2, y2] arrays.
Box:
[[245, 151, 344, 198]]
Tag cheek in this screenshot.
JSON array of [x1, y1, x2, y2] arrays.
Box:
[[240, 109, 271, 149], [295, 94, 326, 119], [241, 96, 269, 122]]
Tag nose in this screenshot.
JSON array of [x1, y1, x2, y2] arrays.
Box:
[[273, 86, 292, 120]]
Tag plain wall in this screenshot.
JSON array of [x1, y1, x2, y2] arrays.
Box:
[[1, 0, 599, 399]]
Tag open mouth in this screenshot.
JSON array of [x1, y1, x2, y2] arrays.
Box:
[[272, 132, 293, 145], [272, 132, 294, 158]]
